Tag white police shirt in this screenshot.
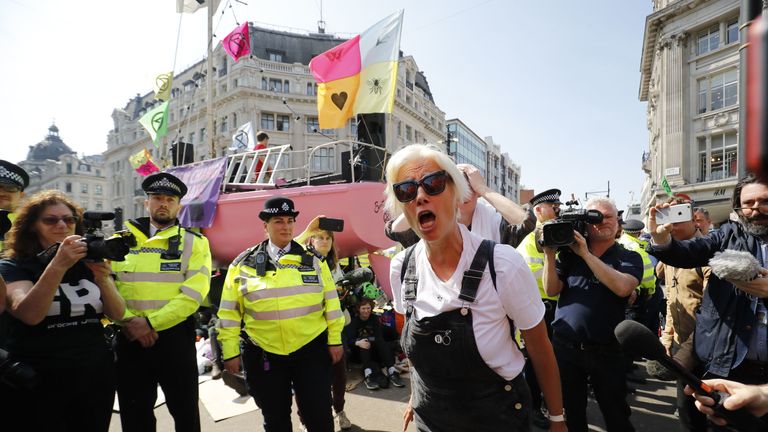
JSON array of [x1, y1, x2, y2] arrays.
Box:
[[390, 224, 545, 380]]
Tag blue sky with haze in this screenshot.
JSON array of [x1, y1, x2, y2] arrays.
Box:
[[0, 0, 653, 212]]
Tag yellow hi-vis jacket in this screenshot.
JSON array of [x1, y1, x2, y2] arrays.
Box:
[[516, 227, 559, 301], [112, 218, 212, 331], [0, 212, 15, 253], [618, 233, 656, 295], [217, 240, 345, 359]]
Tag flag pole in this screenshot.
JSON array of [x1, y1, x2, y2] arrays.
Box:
[[207, 0, 216, 158]]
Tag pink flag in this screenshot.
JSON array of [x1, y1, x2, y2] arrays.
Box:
[[129, 149, 160, 176], [309, 35, 361, 83], [222, 22, 251, 61]]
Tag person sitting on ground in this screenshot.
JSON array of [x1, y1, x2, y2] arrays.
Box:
[[346, 298, 404, 390]]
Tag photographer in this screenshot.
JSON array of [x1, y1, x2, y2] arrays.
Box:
[[112, 172, 212, 432], [0, 190, 125, 431], [543, 197, 642, 432]]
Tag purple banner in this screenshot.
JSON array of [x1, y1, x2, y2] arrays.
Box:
[[166, 157, 227, 228]]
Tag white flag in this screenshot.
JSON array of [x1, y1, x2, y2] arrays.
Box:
[[230, 122, 254, 152], [176, 0, 206, 13]]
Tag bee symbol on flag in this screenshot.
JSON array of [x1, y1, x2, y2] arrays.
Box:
[[367, 77, 387, 95]]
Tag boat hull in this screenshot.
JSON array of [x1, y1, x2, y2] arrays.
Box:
[[203, 182, 394, 265]]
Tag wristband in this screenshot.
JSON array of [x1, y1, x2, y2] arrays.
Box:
[[548, 413, 565, 422]]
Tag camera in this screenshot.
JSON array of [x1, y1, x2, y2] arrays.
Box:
[[82, 211, 135, 262], [0, 209, 11, 238], [541, 200, 604, 248], [0, 347, 39, 391]]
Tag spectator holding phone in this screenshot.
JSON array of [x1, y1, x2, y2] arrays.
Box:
[[648, 173, 768, 386]]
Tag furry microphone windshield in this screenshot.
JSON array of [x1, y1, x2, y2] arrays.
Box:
[[709, 250, 762, 282]]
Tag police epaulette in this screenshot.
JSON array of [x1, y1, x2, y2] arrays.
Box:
[[182, 228, 204, 238], [233, 245, 259, 266]]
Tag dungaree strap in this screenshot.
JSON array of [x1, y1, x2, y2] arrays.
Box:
[[460, 240, 495, 302], [401, 244, 419, 319]]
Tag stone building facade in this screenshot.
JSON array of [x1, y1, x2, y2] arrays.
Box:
[[104, 24, 447, 220], [639, 0, 740, 224]]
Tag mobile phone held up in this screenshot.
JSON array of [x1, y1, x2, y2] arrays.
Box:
[[318, 217, 344, 232], [655, 203, 692, 225]]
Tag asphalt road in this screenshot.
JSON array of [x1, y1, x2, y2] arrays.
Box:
[[109, 362, 682, 431]]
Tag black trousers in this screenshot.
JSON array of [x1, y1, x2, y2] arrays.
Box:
[[243, 332, 333, 432], [0, 351, 115, 432], [553, 338, 635, 432], [116, 318, 200, 432]]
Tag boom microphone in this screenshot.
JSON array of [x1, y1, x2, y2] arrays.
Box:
[[709, 250, 762, 282], [615, 320, 767, 432], [335, 267, 374, 287]]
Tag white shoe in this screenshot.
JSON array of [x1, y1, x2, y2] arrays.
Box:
[[336, 410, 352, 430]]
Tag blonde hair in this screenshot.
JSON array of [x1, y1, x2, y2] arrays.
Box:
[[384, 144, 470, 217]]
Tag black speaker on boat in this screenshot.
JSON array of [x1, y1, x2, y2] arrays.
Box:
[[170, 141, 194, 166], [355, 114, 387, 181]]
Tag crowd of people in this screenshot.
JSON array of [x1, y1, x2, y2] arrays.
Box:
[[3, 142, 768, 432]]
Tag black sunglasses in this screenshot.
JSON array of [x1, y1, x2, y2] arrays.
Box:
[[40, 215, 79, 226], [392, 170, 449, 203]]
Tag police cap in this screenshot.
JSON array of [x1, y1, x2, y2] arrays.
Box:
[[259, 196, 300, 221], [529, 188, 562, 207], [621, 219, 645, 234], [142, 172, 187, 198], [0, 160, 29, 191]]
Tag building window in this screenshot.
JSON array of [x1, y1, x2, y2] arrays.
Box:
[[397, 121, 402, 137], [81, 183, 88, 193], [697, 24, 720, 55], [307, 83, 317, 96], [267, 50, 285, 62], [220, 115, 228, 132], [66, 182, 72, 193], [727, 19, 739, 45], [261, 113, 275, 130], [95, 184, 102, 195], [66, 163, 72, 174], [96, 169, 101, 176], [350, 119, 358, 137], [311, 148, 335, 173], [95, 202, 103, 211], [698, 69, 738, 114], [262, 77, 268, 90], [268, 78, 283, 92], [189, 132, 195, 144], [406, 125, 413, 141], [276, 114, 290, 131], [306, 116, 320, 133], [698, 132, 738, 182]]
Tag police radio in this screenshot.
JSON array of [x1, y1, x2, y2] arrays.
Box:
[[161, 234, 182, 260]]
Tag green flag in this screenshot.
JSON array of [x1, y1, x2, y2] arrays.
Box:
[[139, 101, 170, 146], [661, 176, 672, 196]]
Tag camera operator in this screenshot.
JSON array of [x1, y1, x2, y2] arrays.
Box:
[[0, 159, 28, 253], [647, 173, 768, 386], [543, 197, 642, 432], [112, 172, 212, 432], [515, 188, 562, 428], [0, 190, 125, 431], [384, 163, 535, 248]]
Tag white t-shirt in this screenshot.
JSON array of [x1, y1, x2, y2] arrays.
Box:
[[390, 225, 544, 380], [471, 197, 503, 243]]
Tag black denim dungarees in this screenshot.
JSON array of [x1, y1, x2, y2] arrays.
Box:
[[400, 241, 532, 432]]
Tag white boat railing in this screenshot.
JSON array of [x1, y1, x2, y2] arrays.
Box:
[[221, 140, 388, 191]]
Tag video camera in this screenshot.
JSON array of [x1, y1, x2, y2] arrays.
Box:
[[81, 211, 135, 262], [0, 209, 11, 238], [541, 200, 603, 248], [0, 347, 39, 391]]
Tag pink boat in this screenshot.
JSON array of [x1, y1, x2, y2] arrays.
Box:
[[204, 181, 394, 264], [198, 141, 396, 266]]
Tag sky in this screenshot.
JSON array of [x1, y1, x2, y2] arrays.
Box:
[[0, 0, 653, 213]]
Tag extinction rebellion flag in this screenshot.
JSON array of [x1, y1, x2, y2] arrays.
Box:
[[309, 10, 404, 129]]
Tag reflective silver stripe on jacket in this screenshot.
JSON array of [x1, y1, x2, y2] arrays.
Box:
[[181, 285, 203, 303], [244, 285, 323, 302], [219, 319, 241, 328], [219, 300, 239, 311], [126, 299, 169, 311], [325, 309, 343, 320], [245, 303, 323, 321], [117, 272, 186, 283]]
